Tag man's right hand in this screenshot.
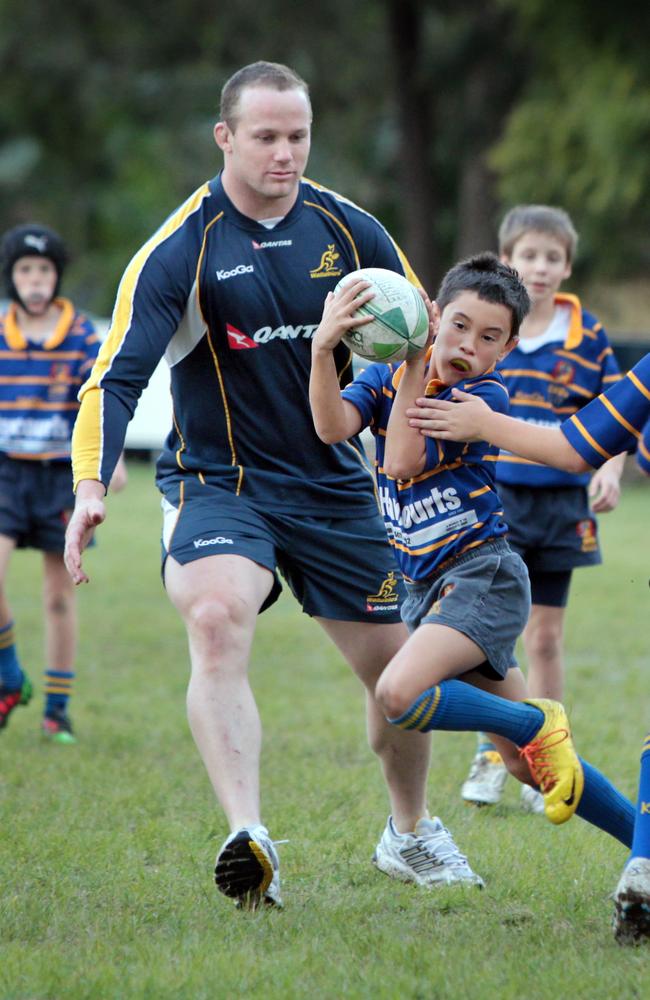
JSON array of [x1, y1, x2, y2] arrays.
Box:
[[64, 481, 107, 584]]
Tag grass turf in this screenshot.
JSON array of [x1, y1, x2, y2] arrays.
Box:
[[0, 462, 647, 999]]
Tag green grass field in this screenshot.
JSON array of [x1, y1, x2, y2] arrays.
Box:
[[1, 462, 648, 999]]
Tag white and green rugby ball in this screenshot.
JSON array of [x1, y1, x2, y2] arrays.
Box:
[[334, 267, 429, 363]]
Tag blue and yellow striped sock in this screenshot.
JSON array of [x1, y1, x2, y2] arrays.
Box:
[[389, 679, 544, 746], [575, 758, 634, 847], [44, 670, 74, 718], [630, 734, 650, 859], [0, 621, 24, 691]]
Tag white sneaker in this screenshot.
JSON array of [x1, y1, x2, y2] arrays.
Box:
[[214, 824, 282, 909], [461, 750, 508, 806], [373, 815, 484, 888], [613, 857, 650, 944], [520, 783, 546, 814]]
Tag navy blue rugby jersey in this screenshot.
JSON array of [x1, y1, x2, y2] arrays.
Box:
[[495, 293, 621, 489], [73, 174, 419, 513], [342, 357, 511, 581], [561, 353, 650, 473], [0, 299, 99, 461]]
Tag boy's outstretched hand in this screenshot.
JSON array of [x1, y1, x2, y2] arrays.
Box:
[[406, 388, 488, 442], [312, 279, 374, 354]]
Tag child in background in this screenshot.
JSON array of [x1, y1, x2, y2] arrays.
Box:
[[0, 224, 126, 743], [460, 205, 626, 814]]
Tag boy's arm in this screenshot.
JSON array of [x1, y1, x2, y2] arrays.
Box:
[[407, 390, 590, 473], [309, 281, 373, 443], [383, 353, 430, 479]]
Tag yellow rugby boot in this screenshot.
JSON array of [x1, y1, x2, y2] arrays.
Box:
[[519, 699, 584, 825]]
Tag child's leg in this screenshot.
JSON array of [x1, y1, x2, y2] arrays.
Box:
[[0, 534, 22, 689], [375, 624, 546, 748], [42, 551, 76, 721], [523, 603, 566, 700], [465, 664, 634, 846], [613, 735, 650, 944], [631, 734, 650, 860]]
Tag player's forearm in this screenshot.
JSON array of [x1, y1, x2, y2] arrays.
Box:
[[481, 410, 589, 472], [384, 361, 427, 479], [309, 348, 358, 443], [75, 479, 108, 501]]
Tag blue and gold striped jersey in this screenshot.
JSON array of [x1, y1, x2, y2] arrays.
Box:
[[73, 174, 418, 513], [637, 419, 650, 475], [342, 358, 510, 581], [0, 299, 99, 461], [561, 353, 650, 473], [495, 293, 621, 488]]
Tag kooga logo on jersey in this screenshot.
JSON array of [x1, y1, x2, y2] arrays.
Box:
[[216, 264, 254, 281]]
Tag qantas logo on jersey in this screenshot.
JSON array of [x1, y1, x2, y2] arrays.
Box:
[[252, 239, 293, 249], [216, 264, 254, 281], [227, 324, 258, 350], [226, 322, 319, 346]]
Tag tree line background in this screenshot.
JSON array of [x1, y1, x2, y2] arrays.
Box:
[[1, 0, 648, 332]]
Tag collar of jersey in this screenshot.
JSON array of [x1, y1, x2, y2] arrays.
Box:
[[554, 292, 583, 350], [211, 171, 304, 232], [5, 297, 75, 351]]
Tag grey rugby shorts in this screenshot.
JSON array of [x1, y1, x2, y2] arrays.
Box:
[[401, 538, 531, 679]]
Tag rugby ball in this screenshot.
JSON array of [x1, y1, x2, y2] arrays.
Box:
[[334, 267, 429, 363]]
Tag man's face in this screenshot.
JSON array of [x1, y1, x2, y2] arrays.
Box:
[[432, 291, 515, 385], [12, 256, 58, 314], [215, 85, 312, 216]]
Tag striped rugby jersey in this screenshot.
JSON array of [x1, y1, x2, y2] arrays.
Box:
[[0, 299, 99, 461], [637, 419, 650, 475], [73, 173, 418, 514], [495, 293, 621, 488], [342, 358, 510, 581], [561, 353, 650, 474]]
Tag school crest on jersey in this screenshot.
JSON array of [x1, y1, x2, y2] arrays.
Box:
[[310, 244, 342, 279], [552, 359, 575, 385], [48, 363, 72, 401]]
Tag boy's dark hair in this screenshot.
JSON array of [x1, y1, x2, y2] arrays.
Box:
[[436, 252, 530, 340], [220, 61, 311, 130], [498, 204, 578, 262]]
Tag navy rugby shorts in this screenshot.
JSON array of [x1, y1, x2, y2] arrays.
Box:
[[160, 478, 406, 622], [401, 539, 531, 679], [499, 483, 602, 572], [0, 454, 74, 551]]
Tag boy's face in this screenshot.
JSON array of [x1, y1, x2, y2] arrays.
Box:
[[504, 230, 571, 308], [432, 291, 515, 385], [12, 256, 58, 315]]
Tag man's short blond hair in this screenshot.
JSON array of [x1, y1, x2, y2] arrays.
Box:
[[219, 61, 311, 130]]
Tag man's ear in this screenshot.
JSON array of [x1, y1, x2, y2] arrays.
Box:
[[214, 121, 232, 153]]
